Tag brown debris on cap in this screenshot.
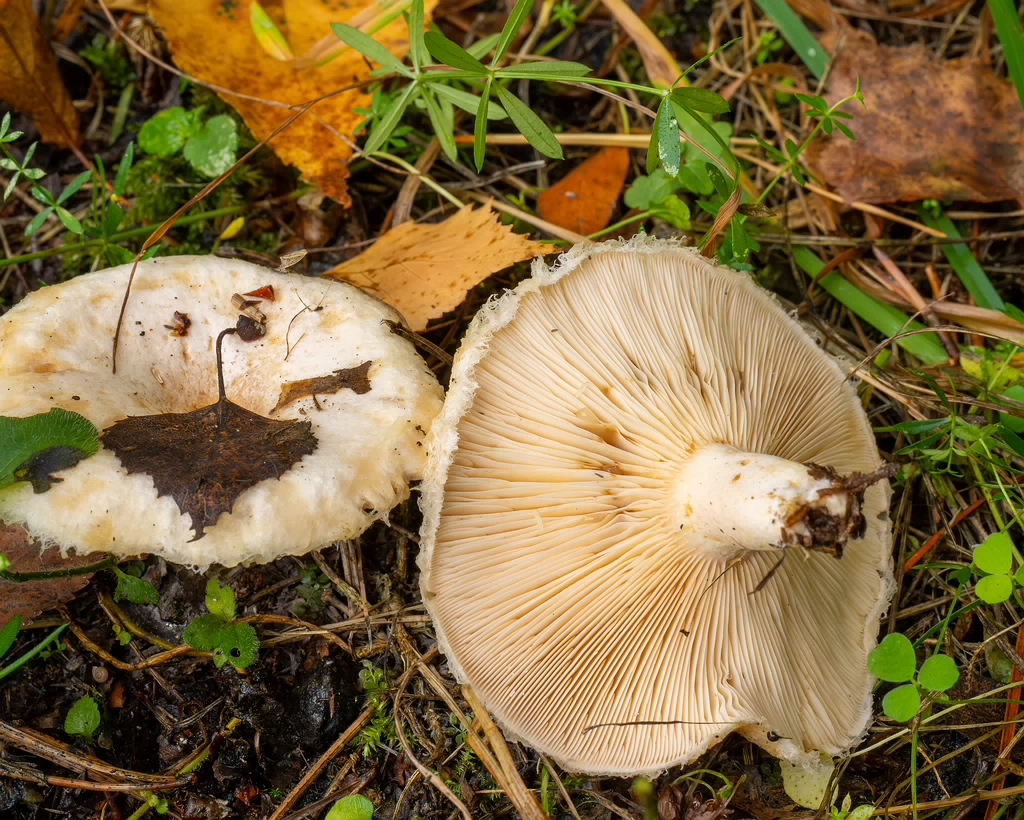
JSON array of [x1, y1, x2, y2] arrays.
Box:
[[418, 238, 894, 775]]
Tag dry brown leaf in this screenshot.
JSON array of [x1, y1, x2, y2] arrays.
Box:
[[148, 0, 434, 205], [536, 147, 631, 236], [325, 204, 547, 330], [806, 29, 1024, 204], [0, 523, 103, 622], [0, 0, 80, 148], [600, 0, 680, 87]]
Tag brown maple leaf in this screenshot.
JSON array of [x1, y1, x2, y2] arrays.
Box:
[[101, 330, 318, 541]]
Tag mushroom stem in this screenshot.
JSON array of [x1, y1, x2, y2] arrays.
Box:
[[672, 444, 883, 559]]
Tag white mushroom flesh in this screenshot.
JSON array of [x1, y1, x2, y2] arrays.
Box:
[[0, 256, 444, 567]]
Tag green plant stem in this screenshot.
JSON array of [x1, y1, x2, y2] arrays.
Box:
[[0, 203, 256, 269], [0, 554, 116, 582], [0, 624, 66, 680], [588, 210, 652, 239]]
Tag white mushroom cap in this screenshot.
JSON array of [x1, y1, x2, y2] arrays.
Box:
[[0, 256, 443, 567], [418, 237, 894, 776]]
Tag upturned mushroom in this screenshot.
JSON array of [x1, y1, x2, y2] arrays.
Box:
[[418, 238, 895, 775], [0, 255, 443, 567]]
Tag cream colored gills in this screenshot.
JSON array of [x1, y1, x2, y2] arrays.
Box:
[[0, 255, 444, 568], [419, 237, 894, 776]]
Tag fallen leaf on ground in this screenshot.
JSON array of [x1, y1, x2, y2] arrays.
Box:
[[148, 0, 434, 205], [805, 29, 1024, 204], [537, 147, 631, 236], [102, 397, 317, 540], [0, 523, 103, 622], [600, 0, 680, 87], [325, 203, 547, 330], [0, 0, 80, 147], [272, 360, 373, 413]]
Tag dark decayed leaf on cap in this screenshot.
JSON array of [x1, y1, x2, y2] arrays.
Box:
[[0, 523, 104, 621], [101, 398, 317, 541], [271, 360, 373, 414]]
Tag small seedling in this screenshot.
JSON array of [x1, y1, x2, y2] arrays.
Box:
[[182, 579, 259, 670], [356, 660, 397, 757], [867, 633, 959, 722], [971, 530, 1023, 603], [64, 695, 101, 741], [829, 794, 874, 820], [623, 169, 691, 230], [111, 564, 160, 606], [138, 106, 239, 178], [325, 794, 375, 820]]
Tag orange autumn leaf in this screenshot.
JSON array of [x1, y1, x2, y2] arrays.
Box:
[[0, 0, 80, 148], [806, 29, 1024, 204], [325, 204, 547, 330], [537, 147, 631, 236], [149, 0, 434, 205]]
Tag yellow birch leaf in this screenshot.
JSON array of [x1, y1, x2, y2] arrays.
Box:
[[148, 0, 435, 206], [325, 204, 548, 331], [0, 0, 80, 148]]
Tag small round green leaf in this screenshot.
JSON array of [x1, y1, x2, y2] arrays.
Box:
[[138, 107, 195, 157], [974, 531, 1013, 575], [868, 633, 916, 683], [917, 654, 959, 692], [882, 684, 921, 722], [977, 573, 1014, 604], [325, 793, 375, 820], [64, 695, 101, 739], [182, 115, 238, 178]]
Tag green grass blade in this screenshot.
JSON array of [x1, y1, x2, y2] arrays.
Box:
[[917, 204, 1004, 311], [990, 0, 1024, 110], [792, 246, 949, 365], [754, 0, 828, 80]]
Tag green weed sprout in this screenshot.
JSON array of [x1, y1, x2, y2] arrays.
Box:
[[971, 531, 1024, 604], [138, 107, 239, 178], [356, 660, 397, 757], [64, 695, 101, 741], [325, 794, 375, 820], [182, 579, 259, 670], [829, 794, 875, 820], [867, 634, 959, 722]]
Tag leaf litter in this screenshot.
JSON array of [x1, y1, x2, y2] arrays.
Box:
[[101, 329, 318, 540]]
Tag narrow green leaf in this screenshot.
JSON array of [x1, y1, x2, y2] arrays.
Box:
[[989, 0, 1024, 111], [492, 0, 533, 66], [646, 105, 663, 174], [424, 30, 488, 73], [57, 171, 92, 205], [670, 87, 730, 115], [492, 83, 562, 159], [917, 204, 1005, 311], [422, 88, 458, 161], [114, 142, 134, 197], [431, 83, 506, 119], [363, 83, 417, 155], [655, 97, 680, 176], [474, 81, 491, 171], [754, 0, 828, 79], [792, 247, 948, 365], [331, 23, 412, 77], [467, 33, 501, 60], [408, 0, 426, 71], [795, 93, 827, 111], [0, 616, 21, 661], [250, 1, 295, 60], [55, 207, 83, 235], [24, 207, 51, 236], [495, 61, 592, 79]]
